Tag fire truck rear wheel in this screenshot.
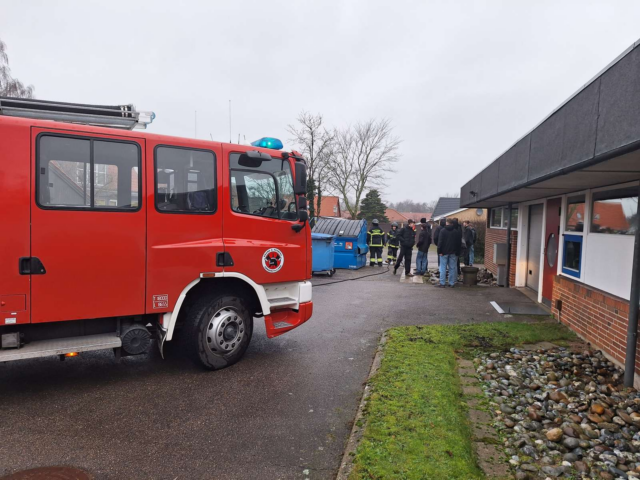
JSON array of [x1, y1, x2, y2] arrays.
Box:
[[183, 293, 253, 370]]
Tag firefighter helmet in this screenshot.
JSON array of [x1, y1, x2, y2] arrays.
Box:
[[392, 222, 398, 227], [372, 219, 379, 225]]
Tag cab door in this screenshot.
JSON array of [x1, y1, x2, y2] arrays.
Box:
[[30, 129, 146, 323], [145, 141, 224, 314], [221, 146, 308, 285]]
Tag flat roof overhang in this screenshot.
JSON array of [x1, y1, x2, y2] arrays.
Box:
[[461, 38, 640, 208]]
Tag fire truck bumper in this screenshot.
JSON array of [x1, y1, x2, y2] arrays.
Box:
[[264, 301, 313, 339]]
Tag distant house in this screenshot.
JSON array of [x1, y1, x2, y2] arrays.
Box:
[[432, 207, 486, 224], [401, 212, 432, 223], [313, 196, 341, 217], [432, 198, 461, 218], [385, 208, 409, 224]]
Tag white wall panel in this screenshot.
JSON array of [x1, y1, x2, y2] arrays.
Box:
[[583, 233, 634, 300]]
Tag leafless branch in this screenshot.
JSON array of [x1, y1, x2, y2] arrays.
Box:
[[325, 119, 400, 219], [0, 39, 35, 98]]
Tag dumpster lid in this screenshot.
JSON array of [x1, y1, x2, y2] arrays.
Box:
[[312, 217, 366, 237], [311, 232, 335, 240]]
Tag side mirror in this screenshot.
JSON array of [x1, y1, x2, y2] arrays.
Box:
[[292, 195, 308, 232], [294, 162, 307, 195]]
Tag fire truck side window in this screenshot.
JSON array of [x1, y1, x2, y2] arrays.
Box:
[[155, 146, 216, 214], [229, 154, 298, 221], [37, 135, 141, 210]]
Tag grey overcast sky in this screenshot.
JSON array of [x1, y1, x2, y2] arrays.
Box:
[[2, 0, 640, 204]]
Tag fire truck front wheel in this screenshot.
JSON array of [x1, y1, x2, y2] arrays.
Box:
[[183, 292, 254, 370]]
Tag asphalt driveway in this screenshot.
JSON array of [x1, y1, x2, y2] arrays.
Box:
[[0, 267, 536, 479]]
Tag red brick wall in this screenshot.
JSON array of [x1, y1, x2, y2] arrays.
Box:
[[551, 275, 638, 373], [484, 228, 518, 287]]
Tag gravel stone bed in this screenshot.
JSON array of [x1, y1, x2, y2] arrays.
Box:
[[475, 345, 640, 479]]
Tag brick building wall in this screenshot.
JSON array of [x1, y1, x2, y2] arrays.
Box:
[[484, 228, 518, 287], [551, 275, 639, 374]]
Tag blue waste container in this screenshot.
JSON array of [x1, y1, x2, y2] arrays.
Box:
[[311, 233, 335, 276], [312, 218, 368, 270]]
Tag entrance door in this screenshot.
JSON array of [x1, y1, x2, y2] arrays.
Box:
[[542, 197, 562, 306], [31, 130, 146, 323], [526, 204, 544, 291]]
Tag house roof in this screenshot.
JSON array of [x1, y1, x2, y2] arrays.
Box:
[[432, 207, 467, 221], [313, 196, 341, 217], [432, 198, 461, 217], [385, 208, 409, 222]]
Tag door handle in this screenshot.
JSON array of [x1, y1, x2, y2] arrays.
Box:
[[19, 257, 46, 275]]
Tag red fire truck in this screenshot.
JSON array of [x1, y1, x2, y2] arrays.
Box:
[[0, 97, 313, 369]]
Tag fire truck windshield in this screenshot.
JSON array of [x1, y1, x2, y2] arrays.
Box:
[[230, 153, 297, 220]]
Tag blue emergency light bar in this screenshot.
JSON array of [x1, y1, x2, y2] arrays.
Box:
[[251, 137, 283, 150]]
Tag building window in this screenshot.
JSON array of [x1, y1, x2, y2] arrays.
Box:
[[95, 163, 108, 187], [590, 186, 638, 235], [561, 234, 583, 278], [155, 146, 217, 214], [565, 194, 586, 233], [489, 208, 502, 228], [489, 206, 518, 229]]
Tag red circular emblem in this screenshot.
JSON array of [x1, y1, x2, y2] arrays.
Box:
[[262, 248, 284, 273]]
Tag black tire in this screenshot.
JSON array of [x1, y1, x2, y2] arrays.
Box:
[[181, 292, 253, 370]]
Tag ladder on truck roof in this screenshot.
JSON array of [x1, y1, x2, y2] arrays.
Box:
[[0, 96, 155, 130]]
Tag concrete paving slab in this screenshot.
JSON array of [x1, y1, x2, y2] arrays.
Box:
[[469, 409, 492, 424], [520, 341, 560, 351], [460, 376, 478, 385], [475, 443, 509, 478], [472, 423, 498, 441], [458, 367, 477, 375], [463, 385, 484, 396]]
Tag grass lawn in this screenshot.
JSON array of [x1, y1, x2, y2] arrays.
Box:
[[349, 321, 576, 480]]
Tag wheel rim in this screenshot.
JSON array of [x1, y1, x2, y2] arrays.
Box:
[[206, 307, 245, 355]]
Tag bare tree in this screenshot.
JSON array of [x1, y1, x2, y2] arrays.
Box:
[[327, 119, 400, 219], [0, 40, 34, 98], [443, 191, 460, 198], [287, 111, 334, 219], [424, 199, 438, 213]]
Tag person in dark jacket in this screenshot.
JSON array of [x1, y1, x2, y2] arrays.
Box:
[[433, 218, 446, 267], [453, 217, 463, 275], [393, 219, 416, 276], [463, 220, 476, 266], [386, 222, 400, 265], [437, 218, 462, 287], [367, 219, 386, 267], [415, 218, 432, 276]]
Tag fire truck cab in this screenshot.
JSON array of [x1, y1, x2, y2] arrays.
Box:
[[0, 97, 313, 370]]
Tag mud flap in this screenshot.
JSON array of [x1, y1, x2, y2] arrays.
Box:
[[264, 302, 313, 338], [156, 327, 168, 359]]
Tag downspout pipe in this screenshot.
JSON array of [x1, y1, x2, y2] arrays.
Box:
[[623, 182, 640, 388], [505, 203, 513, 288]]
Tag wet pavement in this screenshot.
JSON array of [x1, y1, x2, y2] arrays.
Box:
[[0, 266, 541, 480]]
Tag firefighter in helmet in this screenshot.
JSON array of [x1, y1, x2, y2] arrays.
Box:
[[367, 219, 386, 267], [386, 222, 400, 265]]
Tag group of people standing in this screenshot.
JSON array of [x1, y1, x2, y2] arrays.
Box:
[[433, 217, 477, 287], [366, 217, 477, 287]]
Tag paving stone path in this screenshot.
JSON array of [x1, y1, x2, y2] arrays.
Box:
[[458, 358, 511, 479]]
